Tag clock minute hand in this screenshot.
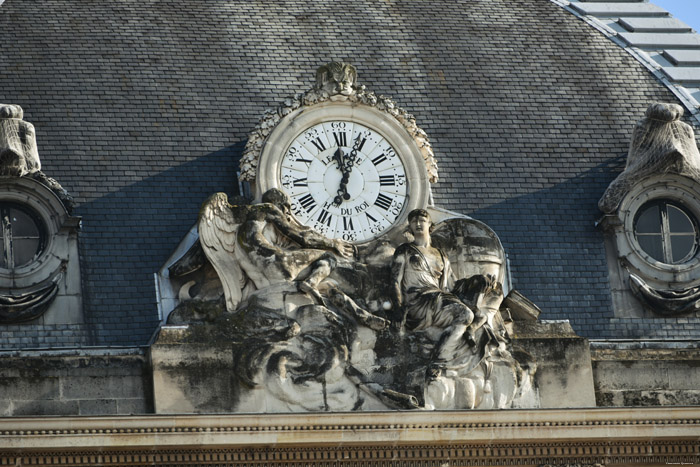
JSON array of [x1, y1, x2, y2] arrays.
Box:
[[333, 148, 350, 206]]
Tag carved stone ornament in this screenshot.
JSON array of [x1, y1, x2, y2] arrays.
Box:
[[239, 62, 439, 185], [599, 102, 700, 214], [0, 103, 40, 177], [0, 105, 78, 324], [156, 63, 544, 412], [0, 104, 73, 211], [597, 103, 700, 315], [163, 188, 538, 412]]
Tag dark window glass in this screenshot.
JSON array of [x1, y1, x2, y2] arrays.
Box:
[[635, 204, 661, 234], [634, 200, 699, 264], [0, 203, 46, 269]]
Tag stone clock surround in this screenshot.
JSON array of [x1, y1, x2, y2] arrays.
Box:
[[255, 100, 432, 234]]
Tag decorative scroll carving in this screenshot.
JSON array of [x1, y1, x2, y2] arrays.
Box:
[[168, 193, 536, 412], [239, 62, 438, 184]]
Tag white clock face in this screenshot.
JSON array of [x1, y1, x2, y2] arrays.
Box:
[[280, 121, 408, 242]]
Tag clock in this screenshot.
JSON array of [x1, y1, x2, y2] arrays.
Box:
[[279, 120, 407, 242], [253, 98, 432, 243]]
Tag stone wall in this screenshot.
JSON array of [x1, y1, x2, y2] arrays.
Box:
[[592, 344, 700, 406], [0, 350, 152, 416]]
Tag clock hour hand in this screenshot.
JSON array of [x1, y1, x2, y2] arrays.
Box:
[[332, 148, 344, 171]]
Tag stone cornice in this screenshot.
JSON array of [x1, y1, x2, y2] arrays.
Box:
[[1, 407, 698, 450]]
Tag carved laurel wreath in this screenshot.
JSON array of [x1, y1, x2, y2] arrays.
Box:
[[239, 71, 439, 184]]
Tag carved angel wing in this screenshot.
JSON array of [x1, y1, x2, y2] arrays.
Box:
[[198, 192, 248, 312]]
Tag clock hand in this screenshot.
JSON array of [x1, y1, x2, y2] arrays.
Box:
[[332, 148, 344, 171], [333, 148, 349, 206], [333, 136, 363, 206]]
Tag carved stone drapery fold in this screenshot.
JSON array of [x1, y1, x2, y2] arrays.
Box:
[[599, 102, 700, 213], [629, 273, 700, 316]]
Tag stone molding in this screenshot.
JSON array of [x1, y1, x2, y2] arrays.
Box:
[[239, 78, 438, 186], [0, 408, 698, 466]]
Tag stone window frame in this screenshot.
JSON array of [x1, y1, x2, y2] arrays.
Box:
[[633, 198, 698, 265], [0, 176, 78, 290], [614, 174, 700, 287], [0, 201, 48, 269]]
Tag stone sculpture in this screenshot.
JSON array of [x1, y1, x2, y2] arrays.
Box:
[[169, 194, 537, 411], [599, 102, 700, 213], [0, 104, 41, 177], [0, 104, 75, 324], [599, 103, 700, 316]]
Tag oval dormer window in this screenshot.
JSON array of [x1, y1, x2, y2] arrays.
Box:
[[634, 200, 699, 265], [0, 202, 46, 269]]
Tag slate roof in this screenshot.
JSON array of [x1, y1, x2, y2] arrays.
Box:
[[0, 0, 699, 347]]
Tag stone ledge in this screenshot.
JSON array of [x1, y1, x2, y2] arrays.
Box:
[[1, 407, 698, 449]]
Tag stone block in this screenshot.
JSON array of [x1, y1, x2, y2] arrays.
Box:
[[150, 327, 236, 413], [61, 375, 144, 400], [592, 347, 700, 406], [511, 321, 596, 408], [0, 376, 60, 401], [41, 295, 84, 325], [10, 399, 80, 416], [116, 398, 149, 415], [78, 399, 118, 415], [593, 361, 670, 391], [0, 399, 10, 416]]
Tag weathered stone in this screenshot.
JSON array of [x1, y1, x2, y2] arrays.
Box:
[[592, 347, 700, 407], [0, 353, 150, 416], [511, 321, 596, 408], [502, 289, 542, 321], [11, 400, 80, 416], [78, 399, 118, 415]]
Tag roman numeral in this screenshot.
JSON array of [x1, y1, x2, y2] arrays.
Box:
[[374, 193, 393, 211], [354, 137, 367, 152], [293, 178, 308, 187], [343, 217, 354, 231], [295, 158, 313, 165], [372, 154, 388, 166], [298, 194, 316, 212], [310, 137, 326, 153], [333, 132, 347, 147], [366, 212, 378, 223], [317, 209, 332, 227], [379, 175, 395, 186]]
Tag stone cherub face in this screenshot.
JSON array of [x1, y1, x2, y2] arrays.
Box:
[[315, 62, 357, 97]]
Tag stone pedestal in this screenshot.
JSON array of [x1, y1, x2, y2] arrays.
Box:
[[511, 320, 596, 408], [151, 319, 599, 413], [150, 326, 238, 414]]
